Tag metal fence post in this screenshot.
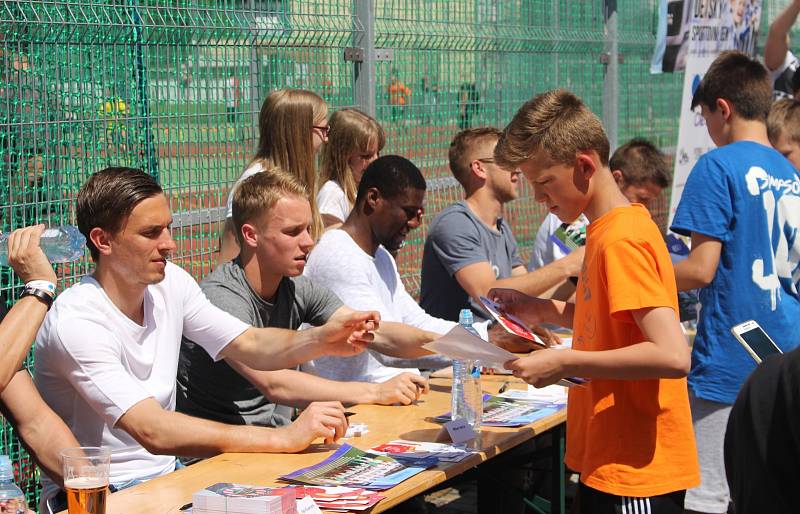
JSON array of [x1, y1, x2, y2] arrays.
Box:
[[249, 0, 260, 140], [353, 0, 376, 117], [129, 0, 160, 182], [603, 0, 619, 151]]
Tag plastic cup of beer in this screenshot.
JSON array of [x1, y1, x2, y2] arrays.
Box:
[[61, 447, 110, 514]]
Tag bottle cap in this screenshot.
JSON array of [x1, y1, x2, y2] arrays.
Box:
[[458, 308, 474, 325], [0, 455, 13, 480]]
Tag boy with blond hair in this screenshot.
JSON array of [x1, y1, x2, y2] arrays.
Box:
[[766, 97, 800, 169], [491, 89, 699, 513], [671, 51, 800, 514]]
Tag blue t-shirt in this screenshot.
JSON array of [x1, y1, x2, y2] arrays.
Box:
[[671, 141, 800, 404]]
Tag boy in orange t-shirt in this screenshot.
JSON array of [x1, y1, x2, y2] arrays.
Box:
[[491, 89, 700, 513]]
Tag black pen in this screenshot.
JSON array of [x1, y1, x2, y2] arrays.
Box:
[[498, 381, 510, 394], [344, 411, 356, 418]]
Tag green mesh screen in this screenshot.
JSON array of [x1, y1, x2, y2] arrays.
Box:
[[0, 0, 745, 510]]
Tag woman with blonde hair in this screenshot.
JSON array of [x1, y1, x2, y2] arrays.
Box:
[[317, 108, 385, 229], [219, 88, 329, 263]]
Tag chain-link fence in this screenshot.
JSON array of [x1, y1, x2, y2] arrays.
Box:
[[1, 0, 777, 509]]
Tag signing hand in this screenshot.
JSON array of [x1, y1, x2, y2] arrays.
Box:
[[504, 349, 569, 388], [317, 307, 381, 357], [7, 224, 56, 284], [279, 401, 348, 452], [373, 373, 429, 405]]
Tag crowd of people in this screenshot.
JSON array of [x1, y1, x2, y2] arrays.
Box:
[[3, 11, 800, 513]]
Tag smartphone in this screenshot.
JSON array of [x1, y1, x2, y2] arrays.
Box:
[[730, 320, 783, 364]]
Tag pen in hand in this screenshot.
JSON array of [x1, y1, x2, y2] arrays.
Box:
[[498, 381, 510, 394]]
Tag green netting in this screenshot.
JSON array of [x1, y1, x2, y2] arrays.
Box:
[[2, 1, 771, 510]]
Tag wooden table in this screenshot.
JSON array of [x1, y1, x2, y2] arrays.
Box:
[[85, 377, 566, 514]]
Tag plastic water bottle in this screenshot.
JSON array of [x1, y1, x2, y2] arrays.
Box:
[[0, 225, 86, 266], [0, 455, 27, 514], [451, 309, 483, 434]]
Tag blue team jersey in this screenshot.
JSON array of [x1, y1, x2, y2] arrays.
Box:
[[671, 141, 800, 404]]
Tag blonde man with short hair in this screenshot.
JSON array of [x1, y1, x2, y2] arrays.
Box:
[[179, 168, 432, 427]]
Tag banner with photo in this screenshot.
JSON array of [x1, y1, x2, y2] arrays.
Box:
[[661, 0, 762, 226], [652, 0, 762, 74]]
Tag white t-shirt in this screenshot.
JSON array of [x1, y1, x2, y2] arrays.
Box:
[[317, 180, 350, 222], [302, 229, 455, 382], [226, 161, 266, 218], [34, 262, 249, 499], [528, 213, 563, 270]]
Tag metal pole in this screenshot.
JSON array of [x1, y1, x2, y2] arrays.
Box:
[[129, 0, 160, 182], [603, 0, 619, 151], [249, 0, 260, 140], [354, 0, 377, 117]]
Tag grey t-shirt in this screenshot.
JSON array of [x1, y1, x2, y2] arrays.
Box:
[[420, 201, 522, 322], [176, 259, 342, 427]]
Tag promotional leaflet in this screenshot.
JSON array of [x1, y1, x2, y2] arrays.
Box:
[[280, 444, 431, 491]]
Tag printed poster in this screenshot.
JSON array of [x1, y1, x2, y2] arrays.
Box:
[[659, 0, 763, 226]]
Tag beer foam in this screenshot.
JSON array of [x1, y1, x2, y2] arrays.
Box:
[[65, 476, 108, 489]]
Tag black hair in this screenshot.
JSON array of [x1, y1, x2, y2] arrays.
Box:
[[355, 155, 426, 205]]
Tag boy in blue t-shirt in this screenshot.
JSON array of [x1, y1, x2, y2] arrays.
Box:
[[671, 50, 800, 514]]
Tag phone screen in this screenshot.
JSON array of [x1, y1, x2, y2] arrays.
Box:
[[739, 327, 782, 360]]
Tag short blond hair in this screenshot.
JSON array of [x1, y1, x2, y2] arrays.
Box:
[[767, 98, 800, 146], [232, 167, 308, 246], [495, 89, 610, 169], [448, 127, 501, 189]]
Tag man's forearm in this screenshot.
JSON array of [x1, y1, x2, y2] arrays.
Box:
[[370, 321, 437, 358], [494, 259, 573, 298], [222, 327, 328, 371], [118, 400, 297, 457], [0, 372, 81, 487], [227, 366, 378, 408], [0, 297, 48, 391]]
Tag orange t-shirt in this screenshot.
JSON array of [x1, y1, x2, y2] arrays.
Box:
[[565, 204, 700, 497]]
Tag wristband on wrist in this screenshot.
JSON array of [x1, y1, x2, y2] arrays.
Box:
[[20, 287, 54, 310], [25, 280, 56, 295]]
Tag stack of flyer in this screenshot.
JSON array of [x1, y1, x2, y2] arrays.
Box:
[[192, 483, 297, 514], [370, 440, 473, 463], [434, 395, 561, 427], [290, 486, 384, 512], [280, 444, 431, 490]]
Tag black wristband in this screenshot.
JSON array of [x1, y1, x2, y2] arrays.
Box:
[[21, 287, 54, 310]]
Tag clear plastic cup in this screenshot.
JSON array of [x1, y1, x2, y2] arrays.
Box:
[[61, 447, 110, 514]]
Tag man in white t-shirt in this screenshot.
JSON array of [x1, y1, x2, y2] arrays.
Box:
[[304, 156, 459, 383], [34, 167, 381, 503], [765, 0, 800, 99]]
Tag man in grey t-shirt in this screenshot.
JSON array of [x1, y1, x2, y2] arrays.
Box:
[[178, 169, 429, 427], [420, 128, 582, 342]]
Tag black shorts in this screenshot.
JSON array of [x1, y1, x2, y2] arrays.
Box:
[[579, 483, 685, 514]]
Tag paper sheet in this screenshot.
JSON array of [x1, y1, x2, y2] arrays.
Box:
[[422, 325, 517, 369]]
